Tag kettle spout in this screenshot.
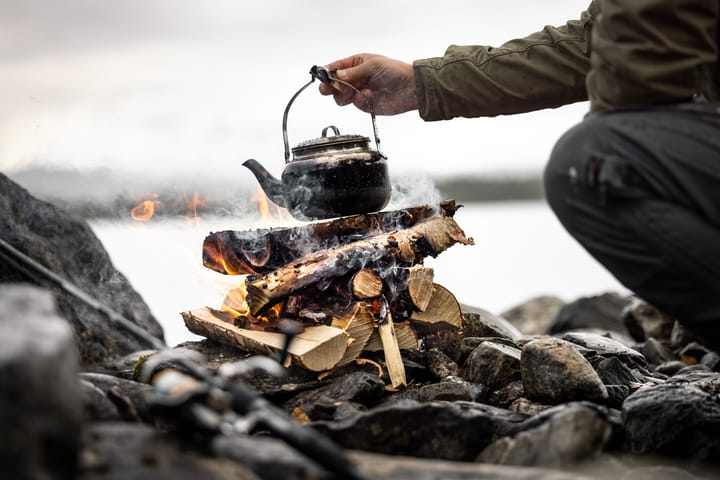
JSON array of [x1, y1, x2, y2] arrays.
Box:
[[242, 159, 288, 208]]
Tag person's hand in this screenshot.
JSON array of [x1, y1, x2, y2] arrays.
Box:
[[319, 54, 418, 115]]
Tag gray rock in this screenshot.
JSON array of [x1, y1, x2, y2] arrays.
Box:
[[462, 341, 521, 390], [501, 295, 566, 336], [701, 352, 720, 371], [477, 403, 612, 467], [622, 382, 720, 460], [422, 330, 463, 363], [594, 356, 642, 386], [548, 292, 631, 336], [462, 308, 522, 340], [679, 342, 712, 364], [78, 423, 259, 480], [0, 285, 82, 480], [509, 397, 553, 416], [79, 379, 123, 421], [416, 378, 482, 402], [312, 399, 526, 461], [622, 297, 675, 342], [425, 347, 459, 381], [561, 331, 646, 367], [489, 380, 525, 408], [0, 173, 164, 366], [284, 371, 385, 414], [642, 337, 676, 365], [521, 337, 608, 404], [655, 360, 688, 376], [78, 372, 152, 421]]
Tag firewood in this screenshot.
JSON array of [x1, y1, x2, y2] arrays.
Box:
[[409, 283, 463, 333], [331, 303, 375, 367], [203, 203, 456, 275], [182, 308, 349, 372], [378, 312, 407, 389], [365, 322, 418, 351], [245, 216, 473, 316], [406, 266, 435, 312], [350, 269, 383, 299]]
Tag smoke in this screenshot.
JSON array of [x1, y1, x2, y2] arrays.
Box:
[[388, 174, 442, 211]]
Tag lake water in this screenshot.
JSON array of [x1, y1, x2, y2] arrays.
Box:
[[90, 201, 627, 347]]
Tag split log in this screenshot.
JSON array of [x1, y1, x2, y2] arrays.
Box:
[[350, 269, 383, 299], [409, 283, 463, 334], [245, 215, 473, 316], [365, 322, 418, 351], [406, 266, 435, 312], [203, 201, 459, 275], [331, 303, 375, 367], [378, 313, 407, 389], [182, 308, 349, 371]]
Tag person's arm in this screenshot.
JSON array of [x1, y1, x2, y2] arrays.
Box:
[[414, 3, 597, 120]]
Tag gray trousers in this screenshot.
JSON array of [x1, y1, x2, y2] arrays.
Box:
[[544, 102, 720, 350]]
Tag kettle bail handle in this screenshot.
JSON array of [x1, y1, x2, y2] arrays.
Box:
[[281, 65, 383, 164]]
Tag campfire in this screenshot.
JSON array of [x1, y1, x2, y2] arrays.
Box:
[[182, 199, 473, 388]]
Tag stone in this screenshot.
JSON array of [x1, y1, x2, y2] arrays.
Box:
[[701, 352, 720, 371], [501, 295, 566, 335], [458, 336, 518, 364], [655, 360, 687, 376], [548, 292, 631, 336], [477, 403, 612, 467], [283, 371, 385, 413], [462, 308, 522, 340], [489, 380, 525, 408], [642, 337, 676, 365], [678, 342, 712, 365], [622, 297, 675, 342], [561, 331, 647, 368], [79, 379, 124, 421], [622, 382, 720, 460], [0, 285, 82, 480], [79, 372, 152, 421], [521, 337, 608, 404], [311, 399, 526, 461], [0, 173, 164, 366], [79, 423, 259, 480], [508, 397, 553, 416], [416, 378, 482, 403], [462, 341, 521, 390], [594, 356, 642, 386], [604, 385, 631, 409], [425, 347, 459, 381], [422, 330, 463, 362]]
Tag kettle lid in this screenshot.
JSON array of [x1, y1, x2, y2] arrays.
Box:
[[292, 125, 372, 156]]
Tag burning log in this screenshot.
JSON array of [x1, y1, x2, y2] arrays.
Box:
[[203, 201, 459, 275], [245, 215, 473, 316]]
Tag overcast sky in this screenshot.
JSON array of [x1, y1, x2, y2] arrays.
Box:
[[1, 0, 590, 181]]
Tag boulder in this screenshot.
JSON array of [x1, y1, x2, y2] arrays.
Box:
[[521, 337, 608, 404], [501, 295, 566, 335], [0, 285, 82, 480], [548, 292, 631, 337], [462, 341, 522, 391], [622, 297, 675, 342], [0, 173, 164, 366]]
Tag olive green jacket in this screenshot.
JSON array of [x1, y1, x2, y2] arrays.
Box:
[[413, 0, 719, 119]]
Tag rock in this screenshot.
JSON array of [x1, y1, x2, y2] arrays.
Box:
[[561, 331, 646, 368], [283, 371, 385, 413], [594, 356, 642, 386], [548, 292, 631, 337], [477, 403, 612, 467], [78, 423, 259, 480], [462, 341, 521, 390], [416, 377, 482, 402], [678, 342, 712, 365], [509, 397, 553, 416], [642, 337, 676, 365], [0, 173, 164, 366], [655, 360, 688, 376], [458, 336, 518, 364], [0, 285, 82, 480], [350, 450, 593, 480], [701, 352, 720, 371], [489, 380, 525, 408], [501, 295, 566, 335], [622, 381, 720, 460], [604, 385, 631, 409], [79, 379, 124, 421], [425, 347, 459, 381], [462, 308, 522, 340], [78, 372, 152, 421], [521, 337, 608, 404], [622, 297, 675, 342], [312, 400, 526, 461], [422, 330, 462, 363]]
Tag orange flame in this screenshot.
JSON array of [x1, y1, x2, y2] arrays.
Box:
[[221, 282, 250, 317], [130, 193, 160, 221], [251, 187, 290, 222]]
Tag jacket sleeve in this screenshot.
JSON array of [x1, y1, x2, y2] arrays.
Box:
[[413, 3, 597, 120]]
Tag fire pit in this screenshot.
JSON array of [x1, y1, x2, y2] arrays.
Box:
[[183, 200, 473, 387]]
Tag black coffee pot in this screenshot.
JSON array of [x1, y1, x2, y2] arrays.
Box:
[[243, 66, 391, 221]]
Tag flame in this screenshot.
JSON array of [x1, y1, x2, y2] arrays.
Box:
[[178, 190, 205, 224], [221, 282, 250, 317], [130, 193, 160, 221], [251, 187, 290, 222]]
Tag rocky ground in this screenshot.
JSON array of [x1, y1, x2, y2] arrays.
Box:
[[2, 172, 720, 479]]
